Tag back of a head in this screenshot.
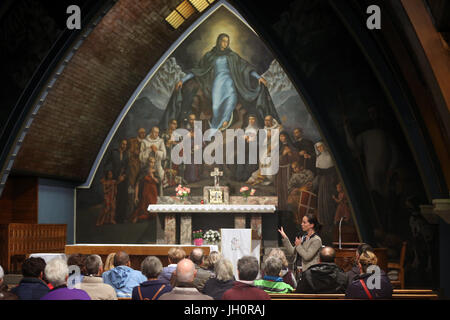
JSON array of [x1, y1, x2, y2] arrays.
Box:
[[176, 258, 196, 284], [237, 256, 259, 281], [358, 251, 378, 273], [264, 256, 282, 277], [67, 254, 87, 275], [319, 246, 336, 263], [189, 248, 204, 266], [45, 258, 69, 287], [357, 243, 374, 256], [104, 253, 116, 271], [114, 251, 130, 267], [141, 256, 163, 279], [205, 251, 223, 270], [85, 255, 103, 276], [215, 258, 234, 282], [22, 257, 46, 278], [168, 248, 186, 264], [267, 248, 288, 269]]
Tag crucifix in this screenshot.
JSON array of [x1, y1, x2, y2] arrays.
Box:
[[211, 167, 223, 187]]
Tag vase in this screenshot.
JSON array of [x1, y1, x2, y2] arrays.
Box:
[[243, 196, 248, 203], [194, 238, 203, 246], [177, 196, 190, 204]]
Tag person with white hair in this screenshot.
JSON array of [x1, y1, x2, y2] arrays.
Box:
[[40, 258, 90, 300], [158, 259, 213, 300], [79, 254, 117, 300], [254, 256, 294, 293], [0, 265, 18, 300], [202, 258, 235, 300]]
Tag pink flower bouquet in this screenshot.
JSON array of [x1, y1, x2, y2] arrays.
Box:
[[175, 184, 190, 199], [240, 186, 256, 198]]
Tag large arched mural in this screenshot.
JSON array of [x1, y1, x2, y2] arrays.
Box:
[[75, 4, 356, 245]]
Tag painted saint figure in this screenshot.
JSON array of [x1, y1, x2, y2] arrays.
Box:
[[313, 142, 337, 245], [161, 33, 281, 133], [333, 183, 351, 224], [130, 157, 159, 223], [97, 170, 118, 226]]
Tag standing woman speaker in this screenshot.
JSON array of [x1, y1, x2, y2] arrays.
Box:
[[278, 213, 323, 281]]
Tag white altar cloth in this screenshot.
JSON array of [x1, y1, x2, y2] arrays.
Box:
[[147, 204, 276, 213]]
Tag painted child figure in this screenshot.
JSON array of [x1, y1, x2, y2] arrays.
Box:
[[332, 183, 351, 224]]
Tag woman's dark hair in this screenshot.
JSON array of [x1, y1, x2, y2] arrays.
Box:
[[67, 254, 87, 275], [22, 257, 46, 278], [305, 213, 321, 232], [357, 243, 374, 255], [213, 33, 231, 55]]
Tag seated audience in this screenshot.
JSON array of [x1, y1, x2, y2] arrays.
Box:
[[346, 243, 373, 286], [40, 258, 90, 300], [159, 259, 213, 300], [80, 254, 117, 300], [203, 251, 223, 276], [222, 256, 270, 300], [0, 265, 18, 300], [202, 258, 235, 299], [346, 251, 393, 299], [263, 248, 297, 289], [158, 248, 185, 285], [102, 251, 147, 298], [132, 256, 172, 300], [296, 246, 348, 293], [104, 253, 116, 272], [255, 256, 294, 293], [11, 257, 49, 300], [189, 248, 213, 292]]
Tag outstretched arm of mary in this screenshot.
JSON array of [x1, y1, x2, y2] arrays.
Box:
[[159, 77, 203, 130]]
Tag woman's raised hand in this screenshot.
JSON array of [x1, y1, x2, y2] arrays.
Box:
[[277, 226, 287, 239]]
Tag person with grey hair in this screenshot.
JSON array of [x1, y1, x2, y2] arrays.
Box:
[[0, 265, 18, 300], [222, 256, 270, 300], [263, 248, 297, 289], [189, 248, 213, 292], [40, 258, 90, 300], [254, 256, 294, 293], [159, 259, 213, 300], [202, 258, 235, 300], [132, 256, 172, 300], [79, 254, 117, 300]]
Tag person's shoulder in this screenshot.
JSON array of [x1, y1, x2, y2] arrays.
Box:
[[102, 269, 111, 276]]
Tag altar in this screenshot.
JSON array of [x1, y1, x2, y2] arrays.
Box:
[[150, 196, 277, 244]]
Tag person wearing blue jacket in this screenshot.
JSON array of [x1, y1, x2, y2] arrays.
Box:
[[102, 251, 147, 298], [11, 257, 50, 300]]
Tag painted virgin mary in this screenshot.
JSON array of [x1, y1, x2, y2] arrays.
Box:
[[160, 33, 281, 133]]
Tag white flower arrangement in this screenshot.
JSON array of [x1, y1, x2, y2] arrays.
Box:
[[202, 229, 221, 243]]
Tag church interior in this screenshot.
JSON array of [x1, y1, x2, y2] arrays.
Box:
[[0, 0, 449, 301]]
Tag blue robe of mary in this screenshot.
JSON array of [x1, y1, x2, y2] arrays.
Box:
[[159, 40, 281, 131]]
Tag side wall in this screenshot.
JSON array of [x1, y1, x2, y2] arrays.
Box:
[[38, 179, 75, 244]]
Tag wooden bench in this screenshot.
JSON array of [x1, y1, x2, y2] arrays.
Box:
[[118, 289, 438, 301], [268, 290, 439, 300], [0, 223, 66, 272]]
